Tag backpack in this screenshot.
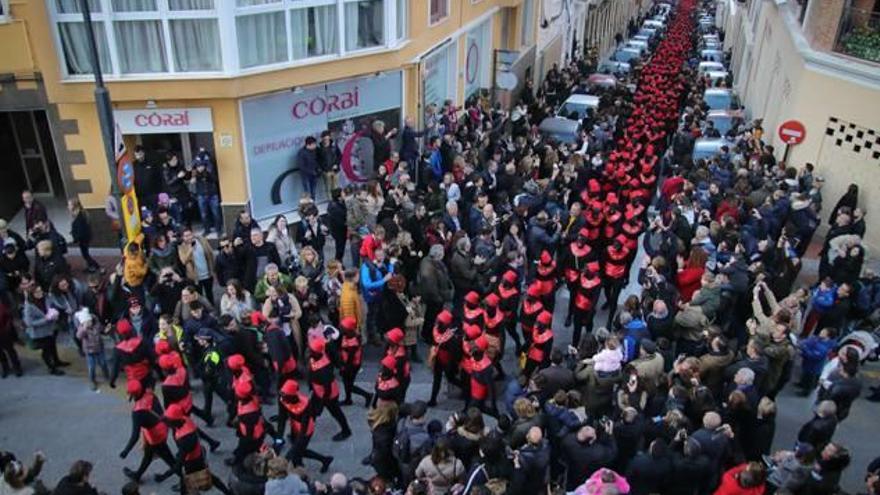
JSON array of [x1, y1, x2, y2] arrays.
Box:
[[392, 420, 430, 463]]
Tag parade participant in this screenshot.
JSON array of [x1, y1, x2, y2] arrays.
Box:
[[307, 337, 352, 441], [497, 270, 522, 355], [462, 291, 485, 329], [482, 293, 506, 376], [520, 283, 544, 352], [428, 309, 462, 407], [384, 327, 411, 401], [338, 316, 372, 406], [603, 238, 631, 327], [466, 337, 497, 416], [163, 404, 231, 495], [225, 354, 253, 427], [120, 380, 179, 485], [263, 320, 298, 387], [534, 251, 558, 310], [562, 228, 594, 327], [276, 379, 334, 473], [110, 319, 155, 390], [226, 380, 275, 467], [374, 354, 403, 406], [158, 354, 218, 439], [524, 311, 554, 377], [571, 262, 601, 347]]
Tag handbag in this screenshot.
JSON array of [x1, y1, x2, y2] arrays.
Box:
[[185, 468, 213, 492]]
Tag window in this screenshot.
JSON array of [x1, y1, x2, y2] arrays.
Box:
[[0, 0, 10, 21], [50, 0, 403, 77], [521, 0, 535, 46], [430, 0, 449, 25], [344, 0, 385, 51]]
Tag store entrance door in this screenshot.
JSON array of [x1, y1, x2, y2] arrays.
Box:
[[0, 110, 64, 220], [137, 132, 215, 168]]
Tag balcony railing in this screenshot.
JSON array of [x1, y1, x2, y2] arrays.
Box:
[[835, 6, 880, 64]]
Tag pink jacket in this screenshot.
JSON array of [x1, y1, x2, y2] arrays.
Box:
[[575, 468, 630, 495], [593, 348, 624, 373]]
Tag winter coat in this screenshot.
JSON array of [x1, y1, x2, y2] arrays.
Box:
[[76, 321, 105, 355], [763, 338, 796, 393], [799, 336, 835, 376], [418, 257, 454, 306], [626, 451, 672, 495], [177, 236, 215, 283], [560, 431, 618, 491], [338, 281, 365, 330], [415, 455, 465, 495], [712, 464, 766, 495], [630, 352, 665, 391], [23, 299, 57, 340], [797, 414, 837, 450], [449, 249, 477, 294]]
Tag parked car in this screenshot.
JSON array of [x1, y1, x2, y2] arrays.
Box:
[[597, 60, 631, 75], [698, 61, 726, 74], [539, 117, 582, 144], [557, 94, 600, 120], [703, 88, 740, 110], [614, 47, 642, 63], [701, 49, 724, 63], [587, 74, 619, 89], [693, 137, 735, 161], [705, 70, 730, 86], [706, 109, 745, 136], [625, 39, 650, 54]]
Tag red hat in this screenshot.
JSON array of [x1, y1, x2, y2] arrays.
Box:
[[437, 310, 454, 325], [527, 283, 542, 298], [484, 293, 500, 307], [537, 311, 553, 326], [234, 380, 253, 400], [158, 353, 180, 370], [475, 335, 489, 351], [464, 324, 482, 340], [154, 340, 172, 355], [116, 319, 133, 337], [309, 337, 326, 354], [249, 311, 267, 327], [227, 354, 245, 371], [126, 379, 143, 397], [540, 251, 552, 265], [464, 291, 480, 305], [280, 379, 299, 396], [340, 316, 357, 331], [164, 403, 186, 421], [381, 355, 397, 370], [386, 328, 404, 345]]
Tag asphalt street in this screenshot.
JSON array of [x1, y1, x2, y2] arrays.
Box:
[[1, 246, 878, 495]]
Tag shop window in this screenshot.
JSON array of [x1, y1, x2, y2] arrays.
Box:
[[430, 0, 449, 25], [345, 0, 385, 50]]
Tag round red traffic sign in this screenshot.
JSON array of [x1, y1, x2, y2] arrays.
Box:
[[778, 120, 806, 145]]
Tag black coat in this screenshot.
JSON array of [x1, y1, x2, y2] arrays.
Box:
[[511, 441, 551, 495], [797, 414, 837, 450], [70, 211, 92, 244], [626, 451, 673, 495], [370, 421, 398, 481], [817, 370, 861, 421], [560, 432, 617, 490], [668, 452, 714, 495], [325, 200, 347, 238], [379, 289, 408, 334], [52, 476, 99, 495], [239, 242, 281, 292]]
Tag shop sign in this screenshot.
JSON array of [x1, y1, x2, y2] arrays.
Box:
[[241, 71, 402, 219], [114, 107, 213, 135]]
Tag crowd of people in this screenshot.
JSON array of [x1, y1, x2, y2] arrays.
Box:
[[2, 0, 880, 494]]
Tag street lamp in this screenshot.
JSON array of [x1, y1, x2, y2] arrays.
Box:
[[79, 0, 125, 240]]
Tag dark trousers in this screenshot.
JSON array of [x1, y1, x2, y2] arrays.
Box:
[[366, 301, 381, 341], [202, 374, 232, 422], [134, 443, 178, 479], [572, 309, 595, 348], [422, 301, 443, 344], [198, 277, 214, 306], [285, 433, 330, 467], [312, 396, 351, 433], [79, 242, 100, 270], [233, 436, 263, 465], [341, 368, 372, 403], [332, 231, 346, 263], [430, 363, 462, 403], [34, 335, 60, 371], [604, 280, 624, 328], [0, 340, 21, 374]]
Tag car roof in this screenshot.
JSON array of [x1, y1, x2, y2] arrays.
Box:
[[563, 94, 600, 106], [539, 117, 581, 133], [707, 109, 744, 118], [588, 74, 618, 85], [694, 138, 731, 149], [705, 88, 733, 96], [707, 70, 729, 79]]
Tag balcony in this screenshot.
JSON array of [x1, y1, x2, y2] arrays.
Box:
[[835, 6, 880, 63]]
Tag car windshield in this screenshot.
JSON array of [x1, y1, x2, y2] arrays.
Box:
[[704, 92, 732, 110], [558, 103, 587, 120]]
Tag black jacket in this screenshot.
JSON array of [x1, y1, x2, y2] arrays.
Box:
[[239, 242, 281, 292], [797, 414, 837, 450], [560, 431, 617, 490], [626, 451, 673, 495], [668, 452, 714, 495], [53, 476, 99, 495], [817, 370, 861, 420], [325, 200, 347, 237], [70, 211, 92, 244]]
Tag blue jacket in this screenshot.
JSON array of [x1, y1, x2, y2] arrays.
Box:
[[622, 319, 650, 363], [799, 336, 835, 375], [360, 260, 393, 303]]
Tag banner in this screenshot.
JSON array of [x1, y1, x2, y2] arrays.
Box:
[[241, 71, 402, 219], [114, 124, 142, 241]]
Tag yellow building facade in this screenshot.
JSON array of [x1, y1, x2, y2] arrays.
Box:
[[0, 0, 639, 243], [719, 0, 880, 250]]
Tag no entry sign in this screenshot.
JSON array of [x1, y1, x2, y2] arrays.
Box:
[[778, 120, 806, 145]]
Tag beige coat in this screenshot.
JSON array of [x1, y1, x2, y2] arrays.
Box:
[[177, 236, 215, 283], [631, 353, 665, 391]]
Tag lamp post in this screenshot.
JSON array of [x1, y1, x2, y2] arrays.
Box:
[[79, 0, 125, 240]]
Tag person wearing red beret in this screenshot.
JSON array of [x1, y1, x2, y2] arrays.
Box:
[[120, 379, 179, 484], [520, 283, 544, 354], [524, 310, 554, 377], [603, 238, 631, 328], [374, 354, 402, 407], [497, 270, 522, 355], [276, 379, 333, 472], [462, 290, 485, 330], [163, 404, 231, 494], [383, 327, 411, 402], [307, 337, 351, 441], [110, 318, 155, 390], [338, 316, 372, 407], [466, 338, 498, 417], [535, 250, 557, 310], [428, 309, 462, 407], [561, 228, 595, 327], [226, 379, 276, 467], [572, 262, 602, 347]]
